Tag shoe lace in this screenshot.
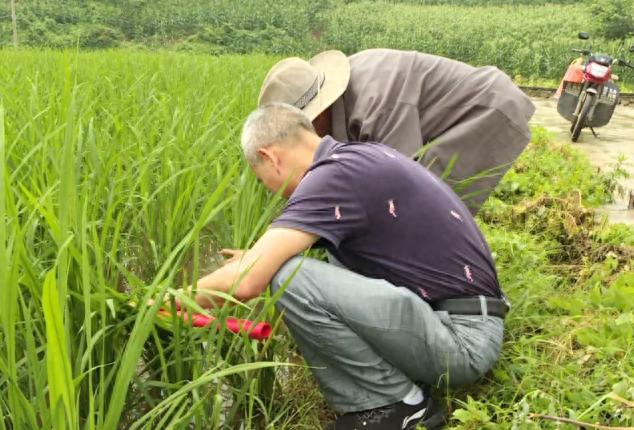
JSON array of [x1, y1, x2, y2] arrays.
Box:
[[358, 406, 394, 424]]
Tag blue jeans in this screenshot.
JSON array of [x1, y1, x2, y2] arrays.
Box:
[[270, 256, 504, 413]]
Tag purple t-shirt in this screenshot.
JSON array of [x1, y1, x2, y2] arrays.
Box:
[[271, 136, 501, 302]]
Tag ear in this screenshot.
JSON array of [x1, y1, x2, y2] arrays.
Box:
[[257, 147, 282, 174]]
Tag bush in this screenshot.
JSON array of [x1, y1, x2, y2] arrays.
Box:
[[20, 17, 80, 49], [80, 24, 123, 48], [589, 0, 634, 39]]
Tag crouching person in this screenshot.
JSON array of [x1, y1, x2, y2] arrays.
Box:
[[172, 103, 508, 429]]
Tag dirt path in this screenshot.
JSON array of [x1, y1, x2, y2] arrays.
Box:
[[530, 97, 634, 224]]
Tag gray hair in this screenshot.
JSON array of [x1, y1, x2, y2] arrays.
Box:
[[240, 103, 316, 165]]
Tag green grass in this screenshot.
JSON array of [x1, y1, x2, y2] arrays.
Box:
[[0, 49, 633, 429], [465, 129, 634, 429]]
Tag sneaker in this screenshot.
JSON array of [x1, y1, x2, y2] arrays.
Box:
[[329, 390, 447, 430]]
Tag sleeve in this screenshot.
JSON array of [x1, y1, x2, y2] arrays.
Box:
[[270, 163, 368, 248], [421, 107, 531, 215]]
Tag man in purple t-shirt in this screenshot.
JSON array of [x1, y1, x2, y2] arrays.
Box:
[[169, 103, 508, 430]]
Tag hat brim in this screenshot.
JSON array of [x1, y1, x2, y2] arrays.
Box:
[[302, 50, 351, 121]]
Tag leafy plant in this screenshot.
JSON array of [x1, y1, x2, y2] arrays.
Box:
[[588, 0, 634, 40]]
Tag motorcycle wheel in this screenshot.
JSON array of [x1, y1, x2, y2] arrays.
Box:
[[571, 93, 595, 142]]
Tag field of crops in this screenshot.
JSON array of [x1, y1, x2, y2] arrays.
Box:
[[0, 50, 323, 429], [321, 2, 634, 83], [2, 1, 634, 85], [1, 49, 634, 429]]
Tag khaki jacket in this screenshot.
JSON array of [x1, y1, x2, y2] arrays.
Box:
[[330, 49, 535, 214]]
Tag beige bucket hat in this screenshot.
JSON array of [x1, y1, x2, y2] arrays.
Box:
[[258, 50, 351, 121]]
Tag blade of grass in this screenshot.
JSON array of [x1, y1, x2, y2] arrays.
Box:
[[42, 269, 78, 429]]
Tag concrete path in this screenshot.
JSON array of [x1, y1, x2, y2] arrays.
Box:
[[530, 97, 634, 224]]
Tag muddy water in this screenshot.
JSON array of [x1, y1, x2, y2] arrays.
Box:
[[530, 97, 634, 224]]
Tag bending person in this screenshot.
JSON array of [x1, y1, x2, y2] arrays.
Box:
[[169, 103, 509, 429], [258, 49, 535, 214]]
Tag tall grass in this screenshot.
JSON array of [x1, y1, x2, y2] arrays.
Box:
[[0, 49, 325, 429]]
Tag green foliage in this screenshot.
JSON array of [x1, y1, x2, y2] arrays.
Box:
[[466, 128, 634, 429], [80, 24, 123, 49], [1, 50, 633, 429], [3, 1, 634, 83], [588, 0, 634, 40], [0, 0, 326, 53], [0, 50, 331, 429], [345, 0, 577, 4], [452, 396, 494, 429], [492, 127, 614, 207], [320, 2, 634, 83]]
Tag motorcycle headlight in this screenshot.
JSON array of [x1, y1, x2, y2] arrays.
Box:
[[586, 63, 610, 78]]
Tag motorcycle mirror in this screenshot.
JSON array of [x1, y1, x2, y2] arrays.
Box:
[[578, 32, 590, 40]]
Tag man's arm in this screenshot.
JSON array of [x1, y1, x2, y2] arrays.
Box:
[[176, 227, 318, 308]]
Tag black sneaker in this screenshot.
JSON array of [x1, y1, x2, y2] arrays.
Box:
[[329, 390, 447, 430]]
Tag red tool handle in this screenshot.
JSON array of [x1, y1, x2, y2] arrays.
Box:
[[158, 310, 272, 341]]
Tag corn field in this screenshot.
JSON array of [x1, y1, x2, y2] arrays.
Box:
[[322, 2, 634, 83], [2, 2, 634, 83]]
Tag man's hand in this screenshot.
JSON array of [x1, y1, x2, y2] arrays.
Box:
[[219, 249, 245, 265], [164, 228, 318, 309]]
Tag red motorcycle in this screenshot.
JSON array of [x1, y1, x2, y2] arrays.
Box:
[[556, 32, 634, 142]]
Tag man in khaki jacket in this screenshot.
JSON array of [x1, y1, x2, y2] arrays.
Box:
[[259, 49, 535, 214]]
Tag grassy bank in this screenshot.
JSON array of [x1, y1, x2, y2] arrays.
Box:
[[0, 50, 632, 429], [466, 130, 634, 429]]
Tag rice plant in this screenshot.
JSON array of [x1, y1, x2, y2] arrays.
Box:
[[0, 49, 325, 430]]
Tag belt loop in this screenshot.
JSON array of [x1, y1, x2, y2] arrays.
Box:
[[479, 295, 488, 321], [501, 292, 512, 310]]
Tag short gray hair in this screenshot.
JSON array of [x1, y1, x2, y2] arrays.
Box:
[[241, 103, 315, 165]]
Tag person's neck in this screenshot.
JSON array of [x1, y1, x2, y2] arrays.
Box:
[[285, 132, 323, 190], [303, 132, 323, 162]]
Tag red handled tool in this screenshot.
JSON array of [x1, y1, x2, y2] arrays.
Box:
[[157, 309, 272, 341]]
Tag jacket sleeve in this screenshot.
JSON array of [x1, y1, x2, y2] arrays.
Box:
[[420, 105, 531, 215]]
